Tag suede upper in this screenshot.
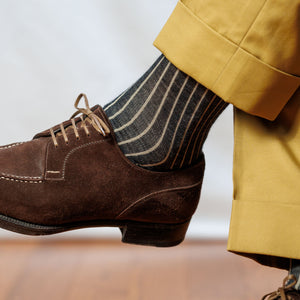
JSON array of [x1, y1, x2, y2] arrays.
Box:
[[0, 105, 205, 226]]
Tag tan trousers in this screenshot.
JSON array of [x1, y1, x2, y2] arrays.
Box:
[[154, 0, 300, 269]]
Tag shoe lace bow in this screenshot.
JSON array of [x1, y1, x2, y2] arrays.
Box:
[[50, 93, 110, 147], [262, 274, 298, 300]]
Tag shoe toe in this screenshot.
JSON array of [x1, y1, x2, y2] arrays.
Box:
[[0, 139, 47, 181]]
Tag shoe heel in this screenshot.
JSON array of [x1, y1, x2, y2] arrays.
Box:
[[120, 220, 190, 247]]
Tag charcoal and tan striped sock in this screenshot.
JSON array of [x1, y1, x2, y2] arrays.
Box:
[[289, 259, 300, 290], [104, 55, 228, 171]]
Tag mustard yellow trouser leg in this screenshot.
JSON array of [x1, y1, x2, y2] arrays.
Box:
[[154, 0, 300, 269]]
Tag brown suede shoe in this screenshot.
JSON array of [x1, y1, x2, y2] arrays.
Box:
[[0, 94, 205, 247], [262, 275, 300, 300]]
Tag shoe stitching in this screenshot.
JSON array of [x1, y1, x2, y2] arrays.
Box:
[[0, 176, 43, 184], [0, 142, 25, 150], [0, 173, 42, 180], [116, 180, 203, 219], [0, 140, 44, 183], [61, 140, 108, 179]]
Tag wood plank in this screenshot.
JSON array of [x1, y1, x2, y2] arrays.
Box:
[[0, 238, 286, 300]]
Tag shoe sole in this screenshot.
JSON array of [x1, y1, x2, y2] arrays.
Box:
[[0, 213, 190, 247]]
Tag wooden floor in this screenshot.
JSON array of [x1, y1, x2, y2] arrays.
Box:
[[0, 237, 286, 300]]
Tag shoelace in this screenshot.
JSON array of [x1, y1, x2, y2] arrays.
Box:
[[50, 93, 110, 147], [262, 274, 298, 300]]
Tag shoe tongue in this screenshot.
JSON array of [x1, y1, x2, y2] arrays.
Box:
[[91, 105, 113, 133], [33, 104, 112, 140]]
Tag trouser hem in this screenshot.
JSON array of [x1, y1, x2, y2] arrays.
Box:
[[227, 199, 300, 269], [154, 1, 300, 120]]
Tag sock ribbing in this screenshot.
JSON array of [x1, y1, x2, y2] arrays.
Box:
[[104, 55, 227, 171]]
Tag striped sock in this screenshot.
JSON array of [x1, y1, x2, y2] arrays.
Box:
[[104, 55, 228, 171], [289, 259, 300, 290]]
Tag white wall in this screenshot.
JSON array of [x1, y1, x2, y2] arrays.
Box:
[[0, 0, 234, 239]]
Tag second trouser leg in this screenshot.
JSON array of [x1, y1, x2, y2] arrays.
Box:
[[228, 88, 300, 270]]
